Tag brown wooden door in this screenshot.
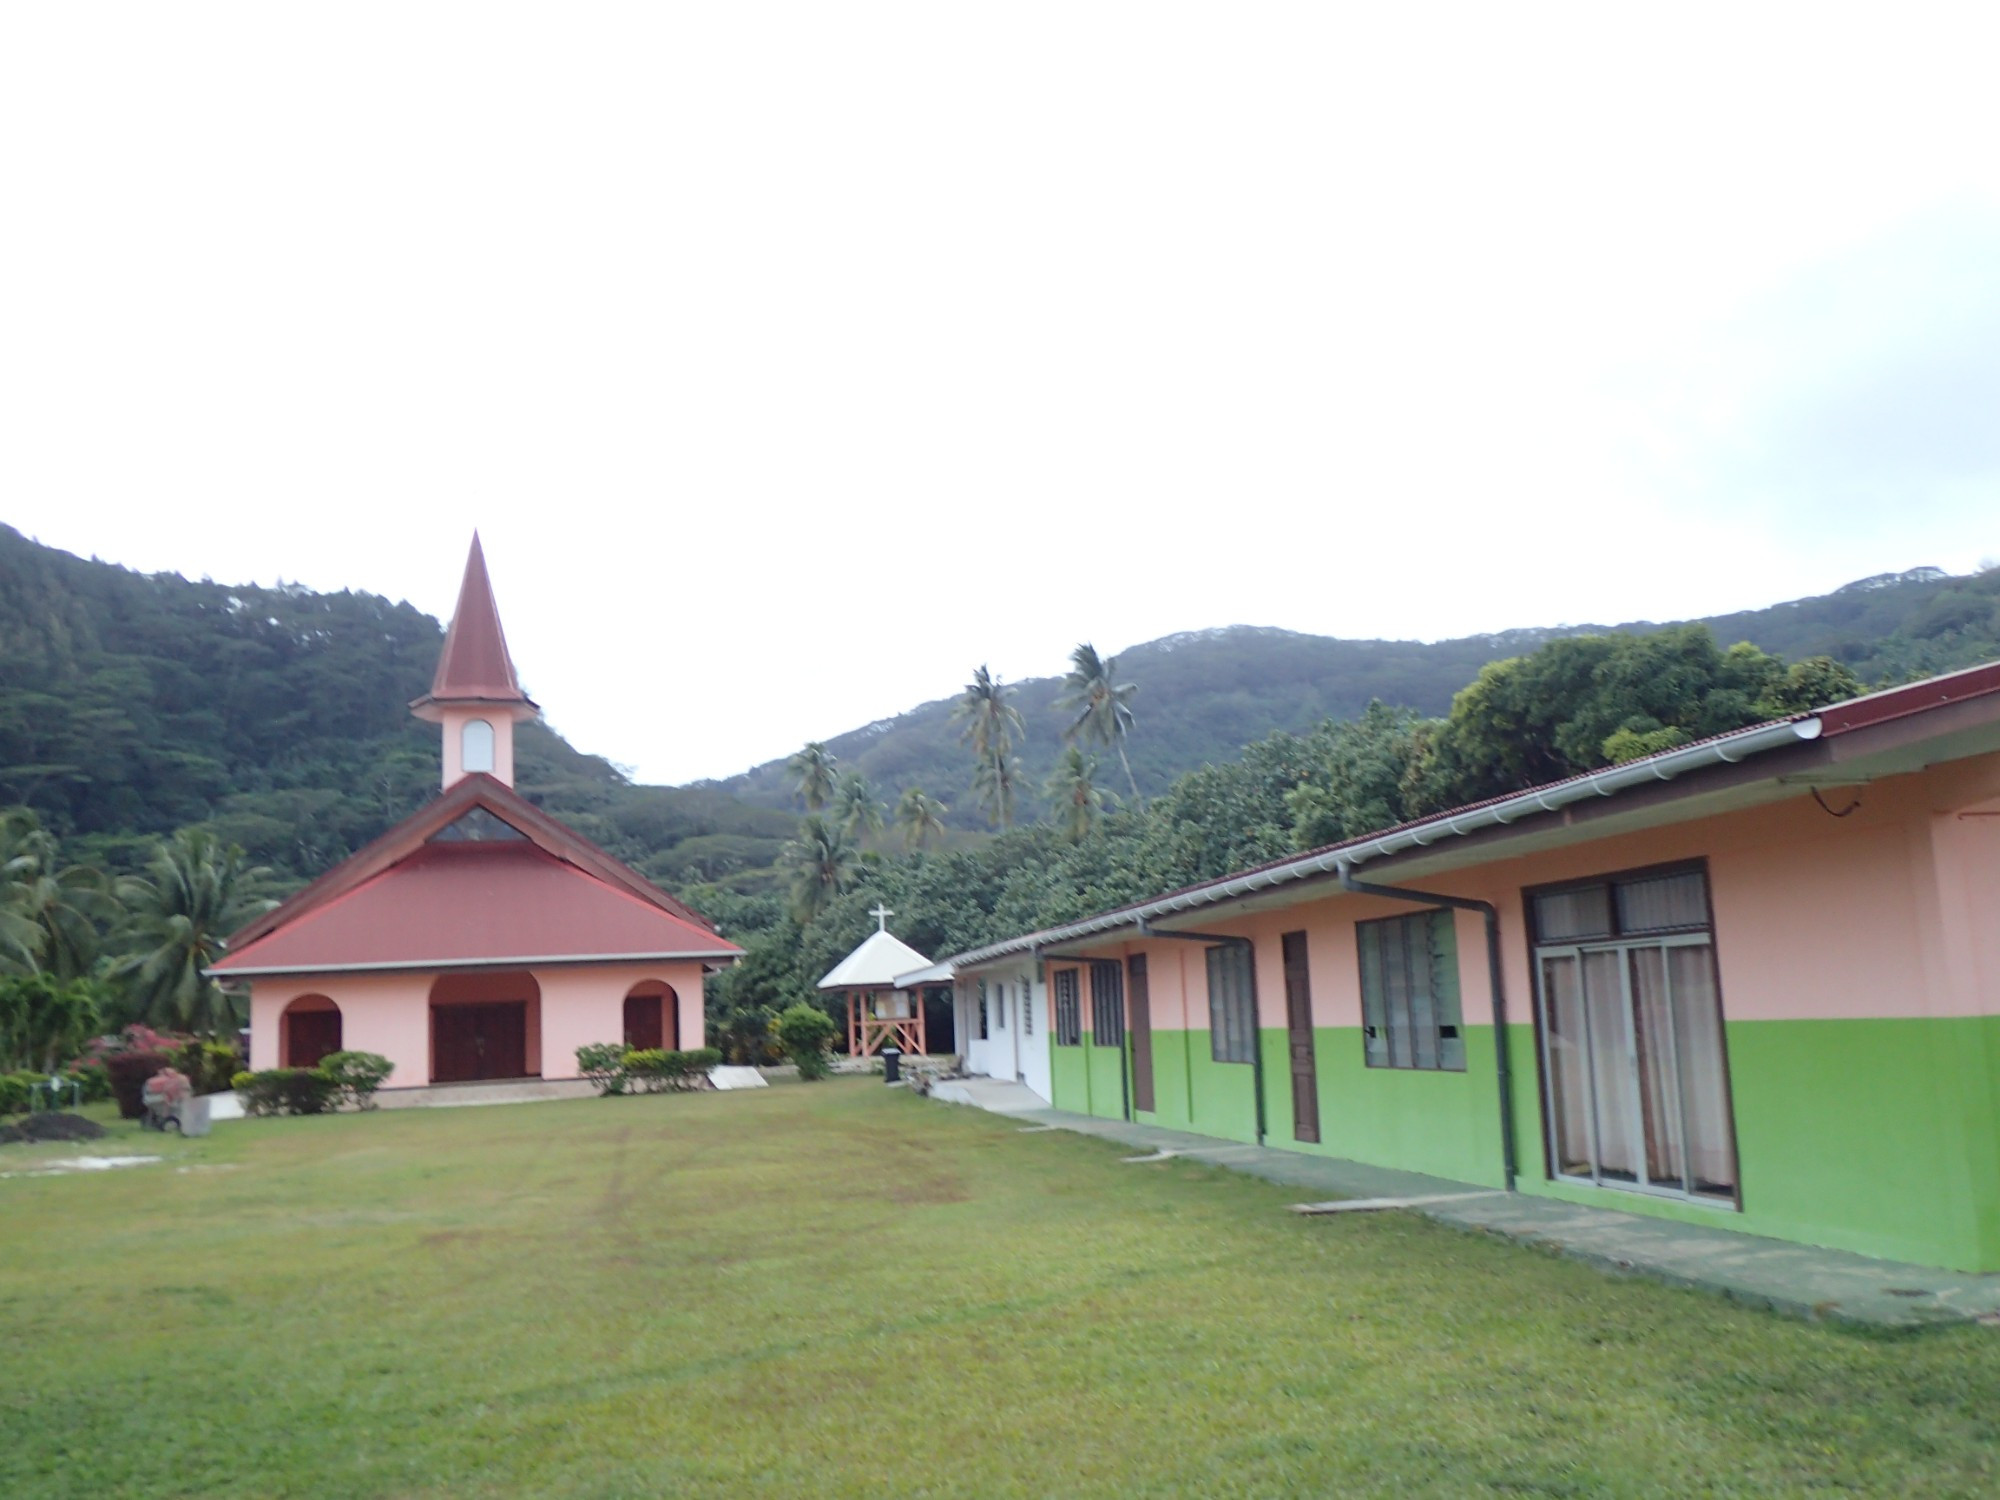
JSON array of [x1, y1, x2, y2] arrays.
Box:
[[1282, 931, 1320, 1142], [433, 1003, 529, 1082], [286, 1008, 342, 1069], [1127, 953, 1155, 1114], [624, 994, 664, 1052]]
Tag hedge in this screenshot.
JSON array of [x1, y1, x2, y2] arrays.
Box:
[[576, 1044, 721, 1096]]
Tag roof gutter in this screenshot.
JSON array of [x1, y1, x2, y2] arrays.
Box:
[[942, 716, 1822, 968]]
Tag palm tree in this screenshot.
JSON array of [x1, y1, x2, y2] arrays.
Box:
[[109, 829, 273, 1036], [1045, 745, 1107, 842], [971, 750, 1025, 830], [0, 811, 51, 973], [893, 786, 949, 852], [952, 665, 1025, 761], [786, 742, 839, 812], [1057, 643, 1141, 804], [0, 809, 120, 981], [832, 770, 886, 841], [780, 815, 857, 923], [953, 665, 1027, 829]]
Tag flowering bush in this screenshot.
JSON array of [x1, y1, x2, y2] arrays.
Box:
[[105, 1051, 171, 1119]]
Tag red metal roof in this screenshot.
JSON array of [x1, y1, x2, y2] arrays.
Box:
[[212, 841, 737, 975], [416, 533, 532, 707], [215, 774, 739, 974], [1814, 658, 2000, 737]]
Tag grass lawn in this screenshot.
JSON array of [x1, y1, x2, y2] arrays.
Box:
[[4, 1082, 1999, 1498]]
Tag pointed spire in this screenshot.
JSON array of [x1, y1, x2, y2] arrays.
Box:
[[420, 533, 533, 707]]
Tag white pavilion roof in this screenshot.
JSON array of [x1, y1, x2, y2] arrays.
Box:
[[816, 928, 934, 990]]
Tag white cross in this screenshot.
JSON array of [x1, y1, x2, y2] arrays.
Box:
[[870, 903, 894, 932]]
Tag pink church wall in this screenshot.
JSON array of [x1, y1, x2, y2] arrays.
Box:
[[250, 972, 436, 1086], [248, 959, 710, 1089], [436, 704, 516, 789]]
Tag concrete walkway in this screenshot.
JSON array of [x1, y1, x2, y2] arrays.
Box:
[[930, 1079, 2000, 1329], [375, 1078, 597, 1109]]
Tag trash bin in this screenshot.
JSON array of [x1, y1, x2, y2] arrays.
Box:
[[881, 1048, 901, 1084]]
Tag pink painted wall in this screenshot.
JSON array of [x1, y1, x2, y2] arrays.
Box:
[[248, 959, 710, 1089], [436, 704, 516, 789], [1043, 750, 2000, 1032]]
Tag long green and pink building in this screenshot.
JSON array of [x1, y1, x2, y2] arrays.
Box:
[[941, 662, 2000, 1273]]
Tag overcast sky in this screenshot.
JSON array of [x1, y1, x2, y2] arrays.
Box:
[[4, 6, 1997, 785]]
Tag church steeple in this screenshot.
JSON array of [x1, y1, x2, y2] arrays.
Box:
[[411, 534, 539, 790]]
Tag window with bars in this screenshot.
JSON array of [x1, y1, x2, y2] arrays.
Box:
[[1356, 910, 1464, 1070], [1205, 942, 1257, 1063], [1053, 968, 1082, 1046], [1022, 977, 1034, 1035], [1089, 960, 1125, 1047]]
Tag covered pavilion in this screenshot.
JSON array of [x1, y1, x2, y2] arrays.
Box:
[[818, 906, 937, 1057]]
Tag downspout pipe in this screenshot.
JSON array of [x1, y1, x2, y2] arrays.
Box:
[[1339, 864, 1518, 1192], [1138, 920, 1266, 1146]]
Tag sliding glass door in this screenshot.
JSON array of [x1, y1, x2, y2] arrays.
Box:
[[1533, 868, 1738, 1205]]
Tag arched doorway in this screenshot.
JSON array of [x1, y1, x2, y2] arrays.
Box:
[[429, 970, 542, 1082], [623, 981, 679, 1053], [281, 995, 342, 1069]]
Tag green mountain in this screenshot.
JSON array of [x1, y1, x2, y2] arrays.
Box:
[[8, 519, 1997, 886], [0, 525, 795, 889], [712, 565, 2000, 823]]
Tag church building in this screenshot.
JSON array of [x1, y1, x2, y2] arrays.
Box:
[[211, 537, 741, 1089]]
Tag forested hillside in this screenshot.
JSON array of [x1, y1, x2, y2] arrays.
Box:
[[0, 526, 794, 887], [6, 521, 1999, 893], [714, 564, 2000, 824]]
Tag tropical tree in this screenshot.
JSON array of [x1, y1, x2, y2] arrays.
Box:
[[108, 828, 273, 1036], [1, 810, 122, 982], [952, 665, 1025, 762], [779, 815, 857, 923], [1045, 746, 1107, 842], [786, 742, 839, 812], [831, 770, 886, 841], [0, 972, 102, 1073], [1, 808, 124, 982], [1057, 643, 1141, 803], [893, 786, 949, 851], [970, 750, 1025, 830], [953, 665, 1027, 829], [0, 811, 50, 973]]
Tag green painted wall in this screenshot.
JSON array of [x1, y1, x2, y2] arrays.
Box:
[[1085, 1038, 1128, 1121], [1094, 1015, 2000, 1271], [1050, 1041, 1091, 1117]]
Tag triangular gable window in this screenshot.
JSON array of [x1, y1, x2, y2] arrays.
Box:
[[428, 806, 530, 843]]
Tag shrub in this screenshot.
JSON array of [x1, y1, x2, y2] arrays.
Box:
[[576, 1042, 630, 1095], [65, 1059, 112, 1103], [317, 1051, 393, 1109], [235, 1067, 341, 1117], [0, 1071, 41, 1116], [775, 1004, 838, 1081], [622, 1048, 722, 1093], [105, 1051, 171, 1119], [171, 1040, 243, 1095]]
